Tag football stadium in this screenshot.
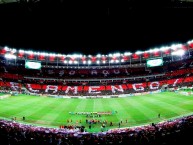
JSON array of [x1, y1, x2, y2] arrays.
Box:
[[1, 0, 193, 145], [1, 39, 193, 144]]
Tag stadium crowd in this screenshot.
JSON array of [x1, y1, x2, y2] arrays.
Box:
[[0, 114, 193, 145], [1, 47, 193, 144]]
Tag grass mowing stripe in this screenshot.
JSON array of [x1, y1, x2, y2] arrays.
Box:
[[25, 98, 63, 119], [0, 95, 42, 109], [139, 94, 189, 118], [166, 92, 193, 101], [42, 100, 81, 126], [17, 98, 75, 128], [73, 99, 87, 112], [99, 99, 120, 129], [66, 99, 88, 125], [61, 99, 85, 123], [132, 95, 179, 124], [84, 99, 94, 112], [156, 93, 193, 110], [140, 95, 181, 117], [151, 93, 190, 114], [99, 98, 117, 120], [109, 98, 137, 125], [37, 99, 69, 126], [0, 96, 47, 118], [153, 92, 192, 104], [82, 99, 110, 132], [136, 95, 174, 113], [45, 99, 78, 126], [52, 99, 81, 126], [54, 102, 84, 125], [124, 97, 159, 121], [25, 97, 63, 124], [117, 98, 153, 125], [1, 92, 193, 133]]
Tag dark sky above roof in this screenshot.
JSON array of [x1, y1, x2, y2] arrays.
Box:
[[0, 0, 193, 55]]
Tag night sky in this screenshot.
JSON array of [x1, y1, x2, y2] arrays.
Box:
[[0, 0, 193, 55]]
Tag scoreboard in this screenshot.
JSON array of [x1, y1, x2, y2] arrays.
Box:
[[25, 60, 41, 70], [146, 58, 163, 67]]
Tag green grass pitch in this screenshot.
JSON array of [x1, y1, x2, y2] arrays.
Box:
[[0, 92, 193, 133]]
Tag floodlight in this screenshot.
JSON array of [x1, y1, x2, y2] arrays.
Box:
[[171, 49, 185, 56], [135, 51, 143, 55], [88, 60, 91, 64], [4, 53, 17, 59], [124, 52, 132, 56]]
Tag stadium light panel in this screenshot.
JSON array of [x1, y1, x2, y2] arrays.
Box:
[[135, 51, 143, 55], [57, 54, 62, 57], [124, 52, 132, 56], [26, 51, 33, 54], [108, 54, 113, 57], [4, 46, 9, 50], [96, 54, 101, 58], [171, 44, 182, 50], [71, 54, 81, 58], [152, 48, 159, 52], [187, 40, 193, 44], [171, 49, 185, 56], [160, 46, 170, 51], [69, 60, 73, 64], [147, 49, 152, 53], [88, 60, 91, 64], [114, 53, 121, 57], [4, 53, 17, 59], [11, 49, 17, 53]]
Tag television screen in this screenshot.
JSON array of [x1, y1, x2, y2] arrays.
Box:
[[146, 58, 163, 67], [25, 61, 41, 70]]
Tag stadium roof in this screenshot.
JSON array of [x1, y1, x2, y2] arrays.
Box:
[[1, 0, 193, 55]]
